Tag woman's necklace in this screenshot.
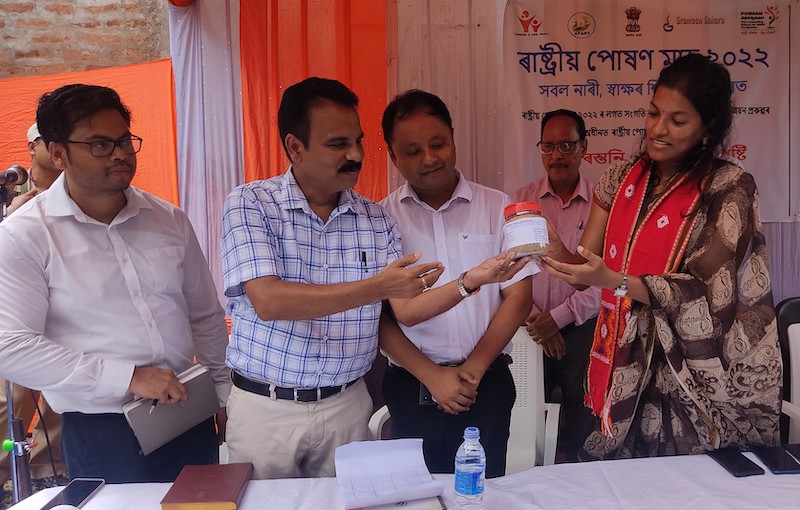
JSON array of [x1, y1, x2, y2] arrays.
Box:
[[648, 168, 682, 202]]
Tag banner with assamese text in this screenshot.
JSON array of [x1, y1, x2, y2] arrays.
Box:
[[502, 0, 790, 222]]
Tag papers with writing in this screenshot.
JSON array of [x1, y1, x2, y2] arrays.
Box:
[[358, 496, 444, 510], [335, 439, 444, 509]]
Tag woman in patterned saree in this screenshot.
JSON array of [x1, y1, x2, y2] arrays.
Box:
[[541, 53, 781, 459]]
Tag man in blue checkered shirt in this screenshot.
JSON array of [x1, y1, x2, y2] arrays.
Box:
[[221, 78, 444, 479]]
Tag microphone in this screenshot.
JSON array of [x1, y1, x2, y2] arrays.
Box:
[[0, 165, 29, 187]]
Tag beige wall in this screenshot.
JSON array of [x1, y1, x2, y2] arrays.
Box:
[[0, 0, 168, 78]]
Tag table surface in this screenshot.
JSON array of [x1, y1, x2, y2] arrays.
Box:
[[10, 453, 799, 509]]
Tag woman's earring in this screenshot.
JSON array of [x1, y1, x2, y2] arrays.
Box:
[[701, 136, 709, 150]]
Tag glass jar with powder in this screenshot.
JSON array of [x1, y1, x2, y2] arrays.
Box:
[[502, 201, 549, 258]]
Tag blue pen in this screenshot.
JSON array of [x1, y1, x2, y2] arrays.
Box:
[[149, 399, 158, 414]]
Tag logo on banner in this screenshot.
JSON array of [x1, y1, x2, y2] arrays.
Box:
[[569, 12, 596, 38], [740, 6, 779, 34], [666, 14, 726, 28], [518, 10, 542, 34], [766, 5, 780, 27], [625, 6, 642, 36]]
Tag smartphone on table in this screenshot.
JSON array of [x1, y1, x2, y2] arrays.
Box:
[[783, 443, 800, 462], [707, 447, 764, 477], [40, 478, 106, 509], [750, 445, 800, 474]]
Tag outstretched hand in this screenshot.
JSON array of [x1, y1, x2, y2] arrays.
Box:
[[377, 253, 445, 299], [462, 251, 531, 290], [541, 245, 613, 289]]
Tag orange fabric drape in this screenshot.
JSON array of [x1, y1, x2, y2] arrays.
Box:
[[241, 0, 388, 201], [0, 59, 179, 205]]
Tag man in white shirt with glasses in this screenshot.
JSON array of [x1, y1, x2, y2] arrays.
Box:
[[0, 84, 230, 483]]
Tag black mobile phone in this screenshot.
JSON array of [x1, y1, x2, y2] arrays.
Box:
[[707, 447, 765, 477], [40, 477, 106, 509], [418, 382, 437, 406], [784, 443, 800, 463], [750, 446, 800, 474]]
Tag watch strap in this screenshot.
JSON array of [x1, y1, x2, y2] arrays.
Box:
[[613, 273, 629, 298], [457, 271, 480, 297]]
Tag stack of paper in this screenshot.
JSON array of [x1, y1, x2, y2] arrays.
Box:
[[335, 439, 444, 509]]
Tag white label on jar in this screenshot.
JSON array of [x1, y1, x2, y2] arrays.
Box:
[[502, 216, 549, 252]]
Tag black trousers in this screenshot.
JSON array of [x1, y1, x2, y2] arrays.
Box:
[[383, 360, 515, 478], [544, 317, 598, 458], [61, 412, 217, 483]]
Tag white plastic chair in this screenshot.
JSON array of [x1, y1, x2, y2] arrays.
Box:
[[219, 441, 230, 464], [506, 326, 560, 471], [776, 297, 800, 443], [369, 405, 391, 440], [368, 327, 560, 471]]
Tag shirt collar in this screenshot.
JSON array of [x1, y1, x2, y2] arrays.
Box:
[[540, 175, 591, 206], [45, 172, 152, 224], [280, 168, 360, 217], [397, 168, 472, 211]]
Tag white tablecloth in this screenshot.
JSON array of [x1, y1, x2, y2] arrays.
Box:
[[10, 453, 798, 509]]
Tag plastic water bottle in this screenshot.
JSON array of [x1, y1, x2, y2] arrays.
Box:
[[454, 426, 486, 510]]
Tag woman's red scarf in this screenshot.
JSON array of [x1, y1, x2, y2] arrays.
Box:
[[586, 159, 704, 433]]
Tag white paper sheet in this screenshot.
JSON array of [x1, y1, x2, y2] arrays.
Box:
[[335, 439, 445, 509]]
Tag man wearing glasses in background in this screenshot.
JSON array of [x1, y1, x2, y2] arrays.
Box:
[[512, 109, 600, 462], [0, 84, 230, 482]]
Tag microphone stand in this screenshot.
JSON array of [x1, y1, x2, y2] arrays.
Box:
[[0, 186, 8, 222], [3, 382, 33, 503], [1, 186, 35, 503]]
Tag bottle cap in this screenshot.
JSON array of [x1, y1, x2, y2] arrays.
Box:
[[463, 426, 480, 439], [504, 201, 541, 218]]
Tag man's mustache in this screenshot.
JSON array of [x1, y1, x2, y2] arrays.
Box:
[[339, 160, 362, 173]]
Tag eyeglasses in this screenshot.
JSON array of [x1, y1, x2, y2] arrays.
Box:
[[536, 139, 582, 155], [65, 135, 143, 157]]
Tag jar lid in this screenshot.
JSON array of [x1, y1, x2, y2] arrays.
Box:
[[504, 201, 541, 218]]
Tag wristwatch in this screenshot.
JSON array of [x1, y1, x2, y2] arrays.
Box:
[[613, 273, 629, 298], [457, 271, 481, 298]]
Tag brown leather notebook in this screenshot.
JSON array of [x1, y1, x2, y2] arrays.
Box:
[[160, 463, 254, 510]]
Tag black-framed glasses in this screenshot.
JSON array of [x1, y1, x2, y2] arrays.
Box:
[[65, 135, 143, 157], [536, 139, 582, 155]]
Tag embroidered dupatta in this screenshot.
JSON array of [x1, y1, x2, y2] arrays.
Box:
[[587, 159, 703, 433], [580, 159, 780, 459]]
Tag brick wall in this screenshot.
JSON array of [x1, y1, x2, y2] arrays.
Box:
[[1, 0, 169, 78]]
